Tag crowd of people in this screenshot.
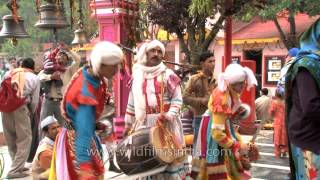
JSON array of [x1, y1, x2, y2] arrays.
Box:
[[253, 19, 320, 180], [0, 18, 319, 180]]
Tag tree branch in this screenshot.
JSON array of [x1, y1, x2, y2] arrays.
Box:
[[187, 21, 199, 64], [273, 18, 289, 49], [288, 7, 298, 48], [198, 18, 206, 46], [176, 28, 191, 63], [202, 15, 225, 51]]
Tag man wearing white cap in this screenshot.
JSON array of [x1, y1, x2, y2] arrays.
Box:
[[49, 41, 124, 179], [32, 116, 59, 180], [124, 39, 187, 178]]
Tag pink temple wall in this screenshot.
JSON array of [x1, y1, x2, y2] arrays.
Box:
[[91, 0, 137, 139]]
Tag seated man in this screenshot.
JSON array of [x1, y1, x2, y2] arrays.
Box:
[[32, 116, 59, 180]]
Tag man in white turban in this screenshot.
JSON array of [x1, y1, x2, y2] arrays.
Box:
[[192, 63, 257, 179], [124, 39, 187, 178], [32, 116, 59, 180], [49, 41, 124, 179]]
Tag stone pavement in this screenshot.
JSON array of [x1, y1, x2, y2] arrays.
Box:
[[0, 146, 32, 180], [0, 130, 289, 180], [245, 130, 290, 180], [0, 145, 128, 180]]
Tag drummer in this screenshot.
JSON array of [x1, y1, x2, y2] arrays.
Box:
[[124, 39, 187, 179]]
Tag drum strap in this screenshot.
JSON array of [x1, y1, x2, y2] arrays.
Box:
[[160, 73, 165, 115], [130, 72, 165, 135], [143, 78, 149, 109], [143, 73, 165, 114]]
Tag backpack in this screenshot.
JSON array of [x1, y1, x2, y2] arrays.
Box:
[[0, 76, 26, 112]]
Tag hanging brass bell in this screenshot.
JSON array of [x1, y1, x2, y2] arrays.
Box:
[[0, 15, 29, 38], [71, 28, 88, 45], [35, 2, 68, 29]]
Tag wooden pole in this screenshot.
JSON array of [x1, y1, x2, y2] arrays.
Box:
[[223, 0, 233, 70]]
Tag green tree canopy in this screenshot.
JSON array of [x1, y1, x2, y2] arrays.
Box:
[[146, 0, 270, 65], [238, 0, 320, 49]]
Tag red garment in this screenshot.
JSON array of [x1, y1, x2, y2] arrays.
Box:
[[0, 77, 25, 112], [44, 47, 66, 72], [61, 67, 106, 123], [0, 68, 34, 112], [269, 98, 288, 158]]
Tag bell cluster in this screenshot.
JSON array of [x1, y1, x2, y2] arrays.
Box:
[[0, 0, 88, 46]]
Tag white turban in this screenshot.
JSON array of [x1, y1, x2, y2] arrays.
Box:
[[135, 40, 165, 65], [90, 41, 124, 76], [41, 115, 58, 129], [218, 63, 257, 92]]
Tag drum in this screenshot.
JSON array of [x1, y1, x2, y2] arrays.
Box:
[[151, 124, 186, 163], [247, 142, 260, 161], [115, 127, 165, 175]]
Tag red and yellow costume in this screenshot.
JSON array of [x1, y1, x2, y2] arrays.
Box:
[[192, 88, 250, 180]]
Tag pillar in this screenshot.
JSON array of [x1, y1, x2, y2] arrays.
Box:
[[223, 0, 232, 70], [90, 0, 138, 139]]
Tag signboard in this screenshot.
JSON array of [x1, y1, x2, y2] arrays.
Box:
[[264, 55, 285, 85]]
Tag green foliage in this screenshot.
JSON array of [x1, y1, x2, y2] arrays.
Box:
[[0, 0, 49, 56], [189, 0, 214, 16], [188, 0, 320, 49], [147, 0, 213, 64], [237, 0, 282, 21], [147, 0, 192, 34], [189, 0, 272, 20], [1, 38, 35, 57], [146, 0, 271, 64], [236, 0, 320, 49], [135, 1, 150, 41], [73, 0, 98, 41], [301, 0, 320, 16], [239, 0, 320, 22]]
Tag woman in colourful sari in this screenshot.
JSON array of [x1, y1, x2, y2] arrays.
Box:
[[191, 63, 257, 180], [49, 41, 124, 180], [285, 18, 320, 180]]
